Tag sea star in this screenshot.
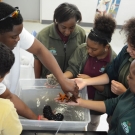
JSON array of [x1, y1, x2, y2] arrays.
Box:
[[57, 93, 69, 102]]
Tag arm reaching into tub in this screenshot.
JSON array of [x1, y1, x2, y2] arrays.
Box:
[[0, 87, 48, 120]]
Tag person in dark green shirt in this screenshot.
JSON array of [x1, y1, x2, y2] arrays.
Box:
[[63, 58, 135, 135]]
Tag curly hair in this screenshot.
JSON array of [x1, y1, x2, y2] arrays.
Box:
[[0, 2, 23, 34], [53, 3, 82, 23], [88, 15, 116, 46], [0, 43, 15, 78], [122, 18, 135, 48]]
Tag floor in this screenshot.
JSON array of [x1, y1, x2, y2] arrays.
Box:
[[21, 21, 126, 132]]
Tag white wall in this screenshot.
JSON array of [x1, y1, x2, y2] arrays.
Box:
[[116, 0, 135, 25], [41, 0, 97, 23], [41, 0, 135, 25], [3, 0, 40, 21]]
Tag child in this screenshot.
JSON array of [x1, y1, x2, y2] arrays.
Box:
[[64, 59, 135, 135], [64, 15, 116, 130], [0, 43, 22, 135], [34, 2, 86, 78]]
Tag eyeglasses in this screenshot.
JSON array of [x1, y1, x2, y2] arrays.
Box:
[[0, 7, 20, 22]]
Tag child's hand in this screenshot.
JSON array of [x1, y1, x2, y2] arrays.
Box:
[[40, 115, 48, 121], [74, 78, 87, 90], [55, 96, 82, 106], [65, 98, 82, 106], [77, 74, 91, 79]]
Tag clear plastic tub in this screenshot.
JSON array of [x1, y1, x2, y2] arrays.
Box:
[[17, 79, 90, 131]]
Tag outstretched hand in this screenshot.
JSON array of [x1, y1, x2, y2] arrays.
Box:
[[55, 96, 81, 106], [73, 78, 87, 90], [60, 78, 79, 99]]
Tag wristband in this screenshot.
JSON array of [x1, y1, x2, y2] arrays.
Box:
[[38, 115, 41, 120]]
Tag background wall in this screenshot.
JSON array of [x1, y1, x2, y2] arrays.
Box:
[[41, 0, 135, 26], [116, 0, 135, 25], [3, 0, 40, 21], [2, 0, 135, 26], [41, 0, 97, 26]]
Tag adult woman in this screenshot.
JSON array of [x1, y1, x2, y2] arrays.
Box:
[[64, 15, 117, 131], [34, 2, 86, 78]]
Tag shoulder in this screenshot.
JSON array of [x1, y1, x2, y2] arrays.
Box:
[[19, 27, 34, 49], [0, 83, 6, 95], [37, 23, 54, 36], [109, 45, 117, 59], [0, 98, 15, 115], [75, 24, 86, 33], [75, 43, 87, 54]]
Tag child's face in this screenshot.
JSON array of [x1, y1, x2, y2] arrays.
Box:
[[57, 17, 76, 37], [127, 60, 135, 93]]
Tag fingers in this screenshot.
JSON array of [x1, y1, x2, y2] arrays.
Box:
[[40, 115, 48, 120], [77, 74, 81, 78], [111, 80, 119, 85]]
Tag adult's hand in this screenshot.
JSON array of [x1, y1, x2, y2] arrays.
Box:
[[111, 80, 127, 95]]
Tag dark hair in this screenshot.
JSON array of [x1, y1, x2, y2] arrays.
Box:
[[122, 18, 135, 48], [88, 15, 116, 46], [53, 3, 82, 23], [0, 43, 15, 78], [0, 2, 23, 34]]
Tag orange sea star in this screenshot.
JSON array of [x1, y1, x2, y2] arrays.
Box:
[[57, 93, 69, 102]]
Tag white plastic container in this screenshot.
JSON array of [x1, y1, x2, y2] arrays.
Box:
[[17, 79, 90, 131]]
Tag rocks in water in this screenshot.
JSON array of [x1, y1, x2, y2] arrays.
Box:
[[43, 105, 64, 121]]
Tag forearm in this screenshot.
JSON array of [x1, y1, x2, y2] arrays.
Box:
[[64, 71, 74, 79], [79, 99, 106, 113], [9, 94, 38, 120], [34, 59, 42, 78], [28, 39, 66, 84], [85, 73, 109, 86], [92, 85, 105, 92]]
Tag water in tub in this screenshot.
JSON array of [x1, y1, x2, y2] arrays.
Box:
[[19, 87, 85, 121]]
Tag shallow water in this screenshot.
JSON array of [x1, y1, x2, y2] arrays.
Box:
[[19, 88, 85, 121]]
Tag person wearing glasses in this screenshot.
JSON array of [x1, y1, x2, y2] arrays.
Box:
[[0, 43, 22, 135], [0, 2, 78, 120], [34, 3, 86, 79], [63, 15, 117, 131]]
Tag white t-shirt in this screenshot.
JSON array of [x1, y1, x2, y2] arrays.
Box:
[[2, 27, 34, 94], [0, 83, 6, 95]]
